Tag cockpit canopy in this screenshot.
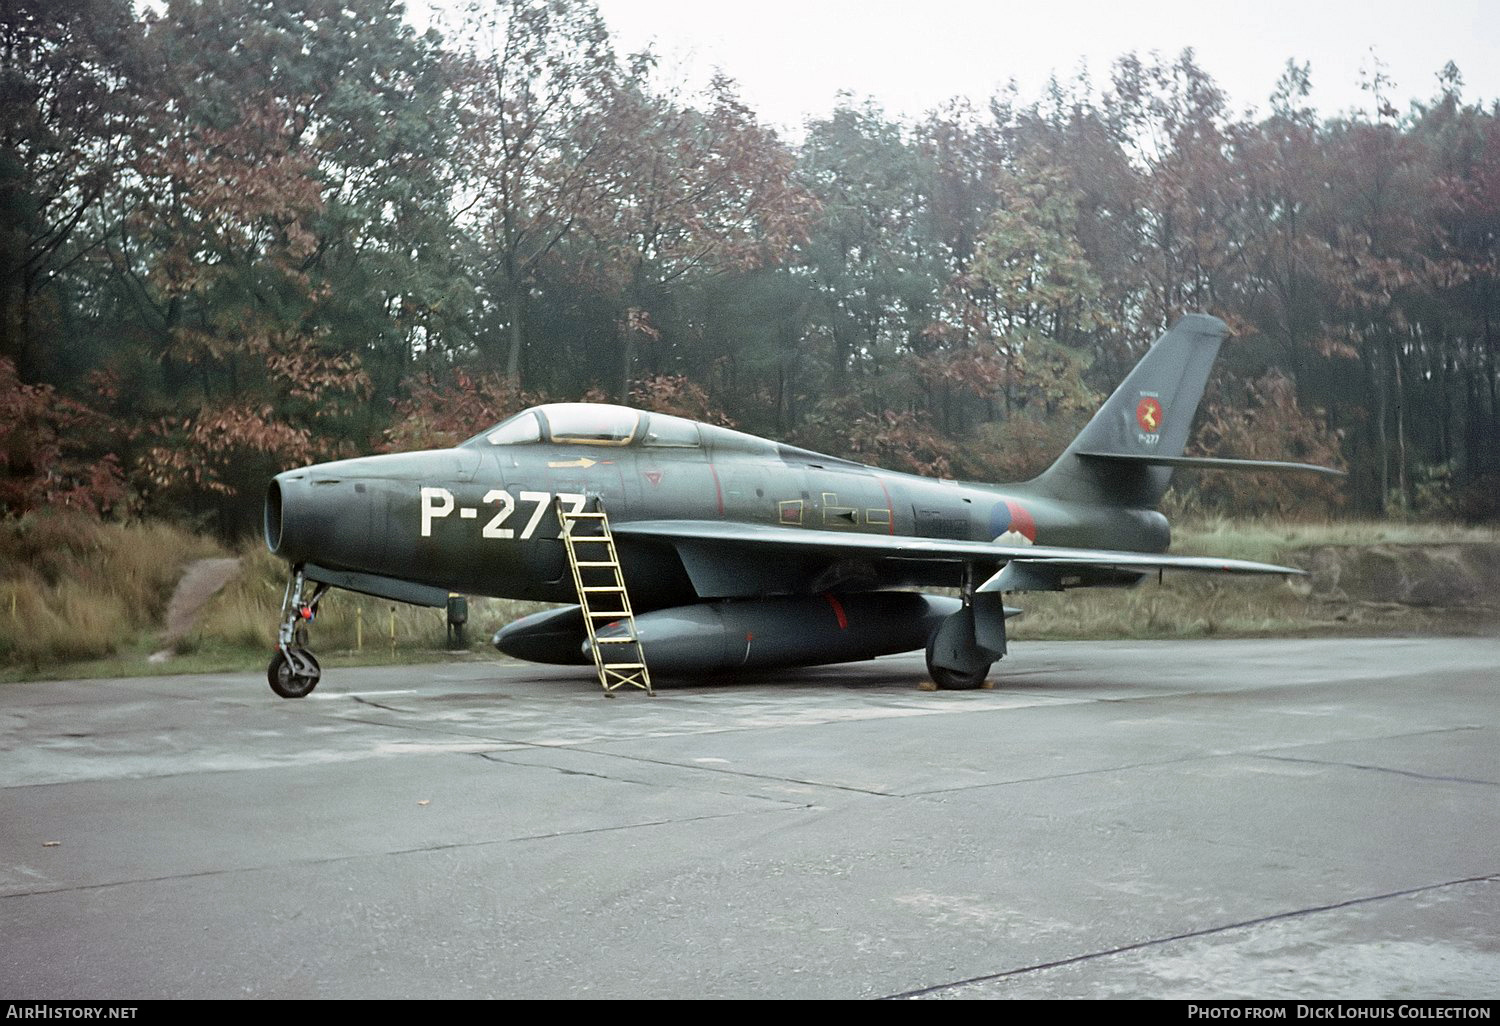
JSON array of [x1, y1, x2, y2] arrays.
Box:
[[465, 403, 702, 449]]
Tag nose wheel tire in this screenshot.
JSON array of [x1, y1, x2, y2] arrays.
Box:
[[268, 649, 321, 698]]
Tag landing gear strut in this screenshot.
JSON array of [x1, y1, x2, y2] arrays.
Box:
[[269, 567, 326, 698]]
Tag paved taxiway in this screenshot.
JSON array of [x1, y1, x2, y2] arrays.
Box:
[[1, 637, 1497, 999]]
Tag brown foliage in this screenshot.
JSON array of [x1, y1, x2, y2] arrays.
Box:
[[910, 346, 1010, 399], [845, 408, 956, 478], [625, 374, 734, 425], [0, 358, 125, 516], [593, 74, 817, 288], [1188, 371, 1346, 516], [134, 101, 325, 308], [958, 414, 1091, 484], [381, 372, 539, 452], [141, 405, 317, 498], [117, 96, 373, 513]]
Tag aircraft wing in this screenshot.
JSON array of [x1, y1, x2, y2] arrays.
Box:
[[613, 519, 1303, 596]]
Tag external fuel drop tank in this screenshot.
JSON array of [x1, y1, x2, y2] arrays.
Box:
[[494, 592, 962, 675]]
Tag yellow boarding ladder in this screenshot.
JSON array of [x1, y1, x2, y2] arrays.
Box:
[[555, 496, 653, 697]]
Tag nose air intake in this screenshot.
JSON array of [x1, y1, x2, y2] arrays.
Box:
[[264, 478, 285, 555]]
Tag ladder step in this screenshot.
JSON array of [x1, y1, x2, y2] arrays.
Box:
[[560, 498, 652, 696]]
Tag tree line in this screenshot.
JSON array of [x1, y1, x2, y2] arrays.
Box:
[[3, 0, 1498, 534]]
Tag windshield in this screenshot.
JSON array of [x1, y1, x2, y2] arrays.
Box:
[[462, 410, 541, 448]]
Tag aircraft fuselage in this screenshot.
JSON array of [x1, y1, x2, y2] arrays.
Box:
[[266, 416, 1170, 612], [260, 317, 1324, 696]]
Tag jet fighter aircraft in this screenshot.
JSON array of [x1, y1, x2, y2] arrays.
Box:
[[262, 314, 1338, 697]]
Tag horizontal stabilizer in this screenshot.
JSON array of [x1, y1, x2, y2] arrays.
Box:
[[1076, 451, 1344, 476]]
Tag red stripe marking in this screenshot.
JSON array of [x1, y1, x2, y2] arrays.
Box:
[[709, 464, 725, 516], [875, 477, 895, 535], [822, 593, 848, 629], [1006, 499, 1037, 542]]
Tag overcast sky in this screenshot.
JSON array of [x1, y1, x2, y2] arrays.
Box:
[[577, 0, 1498, 135]]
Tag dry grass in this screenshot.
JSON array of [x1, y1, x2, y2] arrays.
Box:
[[0, 511, 549, 680], [3, 512, 1493, 679], [1171, 515, 1500, 564], [1010, 516, 1500, 642], [1008, 575, 1314, 641], [188, 539, 549, 657], [0, 512, 223, 667]]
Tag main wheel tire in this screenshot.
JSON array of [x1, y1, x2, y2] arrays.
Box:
[[924, 636, 990, 690], [268, 649, 321, 698]]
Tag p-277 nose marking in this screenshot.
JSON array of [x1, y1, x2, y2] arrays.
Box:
[[421, 486, 586, 540]]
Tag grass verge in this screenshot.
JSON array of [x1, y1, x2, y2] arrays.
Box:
[[0, 512, 224, 670], [1009, 517, 1500, 642], [3, 514, 1495, 681], [187, 539, 549, 663]]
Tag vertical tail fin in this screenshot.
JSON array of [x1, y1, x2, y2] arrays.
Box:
[[1030, 314, 1228, 508]]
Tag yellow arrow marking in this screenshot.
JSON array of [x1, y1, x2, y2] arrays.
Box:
[[548, 457, 599, 469]]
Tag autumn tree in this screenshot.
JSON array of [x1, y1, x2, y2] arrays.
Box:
[[800, 102, 939, 394], [452, 0, 633, 387], [0, 0, 144, 382], [96, 0, 459, 528], [120, 97, 366, 521], [1235, 62, 1341, 376], [0, 356, 125, 515], [1109, 50, 1250, 329], [583, 72, 815, 400], [4, 0, 1497, 527], [1404, 69, 1500, 515], [1188, 371, 1345, 515], [1321, 76, 1436, 512], [997, 81, 1146, 378], [962, 163, 1106, 419]]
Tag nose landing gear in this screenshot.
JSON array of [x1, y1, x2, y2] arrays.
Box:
[[269, 567, 327, 698]]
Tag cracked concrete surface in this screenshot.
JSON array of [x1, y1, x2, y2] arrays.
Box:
[[1, 637, 1496, 999], [893, 874, 1500, 998]]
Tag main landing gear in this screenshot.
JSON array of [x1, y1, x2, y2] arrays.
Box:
[[923, 562, 1000, 690], [924, 633, 991, 690], [269, 567, 326, 698]]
